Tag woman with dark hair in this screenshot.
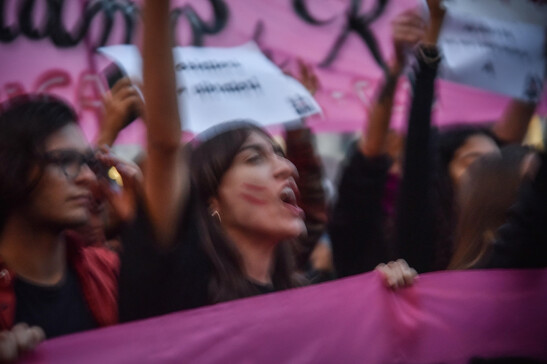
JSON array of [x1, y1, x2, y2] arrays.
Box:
[[448, 153, 523, 270], [392, 0, 540, 273], [331, 0, 540, 277], [426, 127, 502, 270], [117, 0, 417, 323], [447, 144, 540, 270], [190, 122, 308, 302]]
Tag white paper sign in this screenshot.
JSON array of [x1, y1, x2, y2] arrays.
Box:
[[97, 43, 321, 134], [438, 5, 546, 102], [97, 45, 143, 84], [442, 0, 547, 26]]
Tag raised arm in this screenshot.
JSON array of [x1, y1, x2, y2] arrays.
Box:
[[141, 0, 190, 247], [329, 10, 426, 277], [360, 9, 425, 158], [491, 99, 537, 145], [393, 0, 445, 273]]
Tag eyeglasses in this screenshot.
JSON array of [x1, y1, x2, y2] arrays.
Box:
[[41, 149, 108, 180]]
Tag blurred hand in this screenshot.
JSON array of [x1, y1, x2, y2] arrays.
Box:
[[94, 147, 143, 224], [392, 9, 427, 68], [376, 259, 418, 289], [284, 59, 320, 96], [99, 77, 144, 146], [0, 324, 45, 363], [297, 59, 320, 96]]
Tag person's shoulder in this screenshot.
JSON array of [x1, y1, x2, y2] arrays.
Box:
[[81, 246, 119, 271], [66, 232, 120, 275]]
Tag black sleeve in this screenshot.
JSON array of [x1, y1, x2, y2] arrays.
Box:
[[329, 143, 391, 277], [393, 56, 440, 273], [118, 189, 212, 322], [479, 152, 547, 269]]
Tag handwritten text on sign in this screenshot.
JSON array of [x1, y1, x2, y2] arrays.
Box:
[[98, 43, 321, 133], [439, 5, 546, 102]]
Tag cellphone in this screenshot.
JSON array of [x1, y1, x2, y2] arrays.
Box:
[[103, 62, 140, 127], [95, 159, 123, 192]]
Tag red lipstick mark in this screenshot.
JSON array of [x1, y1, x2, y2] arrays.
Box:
[[242, 183, 266, 191], [240, 192, 267, 205]]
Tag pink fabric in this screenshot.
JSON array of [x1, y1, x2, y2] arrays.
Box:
[[1, 0, 545, 145], [22, 269, 547, 364]]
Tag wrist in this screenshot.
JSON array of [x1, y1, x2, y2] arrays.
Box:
[[96, 128, 117, 147], [429, 16, 444, 28], [388, 58, 405, 77], [416, 43, 441, 65], [424, 19, 443, 45]]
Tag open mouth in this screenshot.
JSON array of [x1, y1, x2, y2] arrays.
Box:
[[280, 186, 304, 218], [280, 188, 297, 206]]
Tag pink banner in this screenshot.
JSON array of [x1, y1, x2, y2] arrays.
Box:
[[1, 0, 546, 145], [22, 269, 547, 364]]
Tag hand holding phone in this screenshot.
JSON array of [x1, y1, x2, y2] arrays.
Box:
[[99, 64, 144, 146], [94, 148, 143, 223]]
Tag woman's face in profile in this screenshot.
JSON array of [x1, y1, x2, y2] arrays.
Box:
[[449, 134, 500, 187], [210, 131, 306, 243]]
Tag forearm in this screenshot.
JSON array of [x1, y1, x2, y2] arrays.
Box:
[[394, 50, 440, 273], [143, 0, 180, 150], [360, 64, 403, 158], [492, 99, 536, 145], [424, 16, 443, 45], [142, 0, 189, 247], [95, 126, 118, 147]]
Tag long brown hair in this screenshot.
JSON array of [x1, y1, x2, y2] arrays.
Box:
[[448, 152, 524, 270], [190, 121, 304, 303]]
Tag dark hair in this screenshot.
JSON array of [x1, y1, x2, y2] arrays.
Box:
[[448, 152, 524, 269], [190, 121, 303, 303], [0, 95, 77, 230], [431, 126, 500, 269], [437, 126, 499, 173], [500, 144, 535, 172]]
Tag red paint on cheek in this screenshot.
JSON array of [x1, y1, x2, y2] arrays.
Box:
[[239, 192, 268, 205], [242, 183, 266, 192]]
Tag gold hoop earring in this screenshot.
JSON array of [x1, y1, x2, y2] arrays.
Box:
[[211, 210, 221, 223]]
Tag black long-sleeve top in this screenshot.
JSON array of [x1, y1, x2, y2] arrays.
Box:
[[329, 143, 392, 277], [393, 57, 439, 273], [329, 55, 440, 278], [395, 54, 547, 271]]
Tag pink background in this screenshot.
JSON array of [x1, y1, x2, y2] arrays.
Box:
[[1, 0, 546, 145]]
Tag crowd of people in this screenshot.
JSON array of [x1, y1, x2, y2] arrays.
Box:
[[0, 0, 545, 362]]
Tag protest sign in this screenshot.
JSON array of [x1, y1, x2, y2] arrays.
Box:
[[439, 2, 546, 102], [442, 0, 547, 26], [98, 43, 321, 133], [174, 43, 322, 133]]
